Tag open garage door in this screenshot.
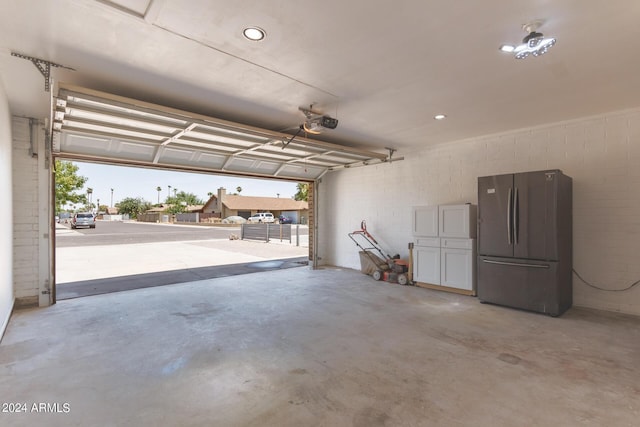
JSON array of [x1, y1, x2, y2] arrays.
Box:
[[51, 84, 389, 269], [51, 84, 388, 180]]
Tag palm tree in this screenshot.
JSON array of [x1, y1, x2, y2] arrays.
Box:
[[156, 186, 162, 204], [87, 187, 93, 204], [236, 186, 242, 194], [110, 188, 114, 207]]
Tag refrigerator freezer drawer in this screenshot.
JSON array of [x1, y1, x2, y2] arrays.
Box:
[[477, 256, 572, 316]]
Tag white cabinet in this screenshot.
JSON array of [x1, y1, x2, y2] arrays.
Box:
[[441, 247, 476, 291], [412, 206, 439, 237], [412, 204, 477, 295], [414, 245, 440, 284], [439, 204, 477, 238]]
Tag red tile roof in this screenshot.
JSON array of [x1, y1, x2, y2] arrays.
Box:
[[222, 195, 307, 211]]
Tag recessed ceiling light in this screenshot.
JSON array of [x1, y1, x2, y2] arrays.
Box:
[[434, 114, 447, 120], [243, 27, 266, 41]]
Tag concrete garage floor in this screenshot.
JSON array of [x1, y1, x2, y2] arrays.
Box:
[[1, 267, 638, 426]]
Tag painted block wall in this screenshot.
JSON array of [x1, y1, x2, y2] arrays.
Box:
[[11, 117, 40, 307], [318, 108, 640, 316], [0, 81, 14, 339]]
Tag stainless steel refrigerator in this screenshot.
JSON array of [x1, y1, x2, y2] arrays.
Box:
[[477, 170, 572, 316]]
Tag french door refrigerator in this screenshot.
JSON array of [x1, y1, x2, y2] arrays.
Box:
[[477, 170, 572, 316]]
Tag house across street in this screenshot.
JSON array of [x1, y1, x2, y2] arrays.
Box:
[[139, 187, 310, 225]]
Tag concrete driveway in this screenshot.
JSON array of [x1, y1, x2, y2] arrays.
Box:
[[55, 220, 309, 299]]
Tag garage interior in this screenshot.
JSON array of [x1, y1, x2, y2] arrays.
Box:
[[1, 1, 640, 426]]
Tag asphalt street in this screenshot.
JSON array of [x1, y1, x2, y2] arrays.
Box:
[[56, 220, 308, 247], [56, 220, 310, 299]]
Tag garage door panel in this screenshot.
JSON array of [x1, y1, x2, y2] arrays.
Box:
[[61, 133, 156, 161], [277, 164, 324, 179], [224, 157, 279, 175], [161, 147, 198, 164], [187, 152, 228, 169]]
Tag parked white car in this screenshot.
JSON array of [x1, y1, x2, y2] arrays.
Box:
[[71, 212, 96, 229], [247, 212, 275, 223]]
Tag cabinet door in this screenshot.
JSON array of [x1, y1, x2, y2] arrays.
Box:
[[439, 204, 477, 238], [412, 206, 438, 237], [414, 246, 440, 285], [441, 248, 475, 291]]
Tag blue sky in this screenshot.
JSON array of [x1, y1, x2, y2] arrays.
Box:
[[73, 161, 300, 207]]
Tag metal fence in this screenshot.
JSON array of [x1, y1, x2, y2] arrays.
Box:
[[241, 223, 293, 243], [176, 212, 199, 223]]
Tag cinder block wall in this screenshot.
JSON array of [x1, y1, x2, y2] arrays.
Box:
[[318, 108, 640, 316], [12, 117, 40, 307]]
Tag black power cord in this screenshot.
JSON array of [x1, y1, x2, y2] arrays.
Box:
[[573, 269, 640, 292]]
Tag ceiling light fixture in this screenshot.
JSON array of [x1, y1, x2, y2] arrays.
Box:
[[500, 20, 556, 59], [434, 114, 447, 120], [243, 27, 266, 41]]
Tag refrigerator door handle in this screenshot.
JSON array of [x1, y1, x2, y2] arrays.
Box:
[[514, 187, 519, 245], [482, 259, 550, 269], [507, 188, 513, 245]]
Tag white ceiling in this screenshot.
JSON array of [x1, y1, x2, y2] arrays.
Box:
[[1, 0, 639, 153]]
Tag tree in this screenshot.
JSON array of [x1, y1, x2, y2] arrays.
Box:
[[156, 186, 162, 204], [54, 160, 88, 213], [170, 191, 203, 205], [165, 191, 203, 214], [236, 186, 242, 194], [116, 197, 151, 219], [294, 183, 309, 201], [166, 203, 185, 215], [86, 187, 94, 212]]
